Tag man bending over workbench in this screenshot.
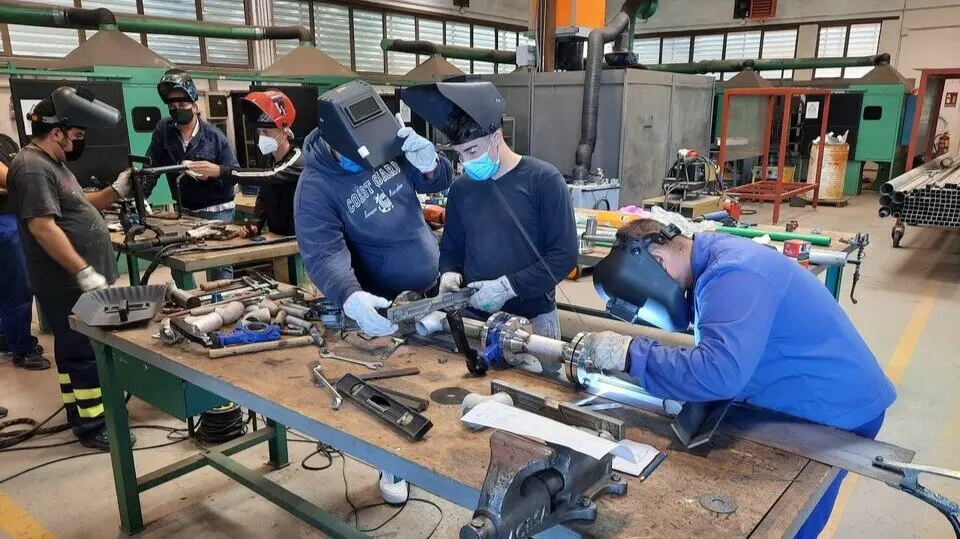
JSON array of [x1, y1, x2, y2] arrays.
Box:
[[578, 218, 896, 538]]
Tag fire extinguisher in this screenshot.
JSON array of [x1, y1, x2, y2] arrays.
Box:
[[935, 132, 950, 155]]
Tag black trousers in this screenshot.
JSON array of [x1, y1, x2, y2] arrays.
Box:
[[34, 287, 104, 439]]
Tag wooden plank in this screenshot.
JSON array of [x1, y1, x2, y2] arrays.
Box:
[[235, 193, 258, 214], [97, 317, 830, 539], [750, 461, 837, 538]]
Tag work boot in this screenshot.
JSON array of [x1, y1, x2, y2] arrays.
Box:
[[80, 429, 137, 452], [12, 350, 51, 371]]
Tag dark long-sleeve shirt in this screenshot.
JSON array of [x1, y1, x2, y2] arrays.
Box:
[[439, 156, 579, 319], [226, 146, 303, 235], [293, 129, 453, 306]]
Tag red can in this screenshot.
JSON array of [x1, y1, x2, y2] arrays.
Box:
[[783, 239, 811, 266]]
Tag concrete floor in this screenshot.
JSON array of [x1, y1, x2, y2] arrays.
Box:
[[1, 192, 958, 538]]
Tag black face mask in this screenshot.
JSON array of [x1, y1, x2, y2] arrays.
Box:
[[170, 108, 194, 125], [57, 136, 85, 162]]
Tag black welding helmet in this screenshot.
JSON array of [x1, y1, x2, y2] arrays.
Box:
[[593, 223, 692, 332], [27, 86, 120, 130], [316, 80, 404, 171], [400, 82, 505, 145], [157, 69, 199, 104]]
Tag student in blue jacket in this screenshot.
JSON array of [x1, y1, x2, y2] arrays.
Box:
[[581, 218, 897, 538]]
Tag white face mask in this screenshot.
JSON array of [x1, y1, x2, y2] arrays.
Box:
[[257, 134, 279, 155]]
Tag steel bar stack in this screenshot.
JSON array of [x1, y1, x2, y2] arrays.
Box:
[[879, 156, 960, 227]]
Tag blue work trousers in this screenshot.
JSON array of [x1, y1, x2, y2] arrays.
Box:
[[0, 213, 37, 356], [795, 412, 886, 538], [182, 207, 235, 280]]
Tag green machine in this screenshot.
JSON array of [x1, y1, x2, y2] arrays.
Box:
[[847, 78, 911, 193]]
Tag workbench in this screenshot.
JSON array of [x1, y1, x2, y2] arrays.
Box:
[[74, 314, 838, 538], [109, 216, 302, 289]]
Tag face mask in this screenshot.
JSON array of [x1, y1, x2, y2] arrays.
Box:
[[170, 108, 194, 126], [257, 134, 279, 155], [338, 154, 364, 173], [57, 135, 85, 162], [462, 137, 501, 181]]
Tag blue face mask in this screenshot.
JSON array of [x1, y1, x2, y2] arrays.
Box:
[[337, 153, 364, 173], [462, 137, 501, 181]]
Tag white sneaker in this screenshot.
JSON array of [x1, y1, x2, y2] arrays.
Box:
[[379, 471, 409, 505]]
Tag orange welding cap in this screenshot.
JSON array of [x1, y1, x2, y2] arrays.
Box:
[[241, 89, 296, 129]]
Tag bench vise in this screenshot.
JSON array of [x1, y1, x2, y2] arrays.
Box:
[[461, 431, 626, 539]]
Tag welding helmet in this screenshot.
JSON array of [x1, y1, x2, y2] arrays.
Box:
[[593, 223, 692, 332], [242, 90, 296, 129], [157, 70, 198, 104], [400, 81, 505, 145], [27, 86, 121, 130], [316, 80, 403, 171]]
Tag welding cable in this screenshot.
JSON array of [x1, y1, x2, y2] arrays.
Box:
[[0, 405, 70, 450], [194, 404, 246, 445]]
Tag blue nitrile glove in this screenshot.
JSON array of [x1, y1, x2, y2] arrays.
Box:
[[396, 113, 438, 174], [343, 291, 398, 337], [467, 276, 517, 312]]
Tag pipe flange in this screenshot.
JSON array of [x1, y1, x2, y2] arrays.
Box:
[[565, 332, 590, 387], [500, 316, 532, 366], [479, 311, 512, 352]]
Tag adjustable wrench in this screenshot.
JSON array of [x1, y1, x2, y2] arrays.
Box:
[[379, 337, 406, 361], [308, 362, 342, 410], [318, 349, 383, 370]]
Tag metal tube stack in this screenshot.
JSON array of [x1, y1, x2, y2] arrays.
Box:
[[879, 156, 960, 227]]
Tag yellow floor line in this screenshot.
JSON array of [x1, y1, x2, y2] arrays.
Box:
[[0, 490, 56, 539], [821, 281, 941, 539]]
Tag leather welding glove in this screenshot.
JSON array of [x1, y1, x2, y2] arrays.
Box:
[[580, 331, 633, 373], [438, 272, 463, 295], [75, 266, 108, 292], [396, 113, 438, 174], [343, 291, 398, 337], [111, 169, 133, 198], [467, 276, 517, 313]]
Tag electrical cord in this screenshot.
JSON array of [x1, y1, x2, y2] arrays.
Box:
[[301, 442, 341, 471], [0, 405, 70, 450], [194, 405, 246, 445]]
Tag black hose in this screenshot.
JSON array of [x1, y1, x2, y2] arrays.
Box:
[[263, 25, 313, 45], [572, 0, 646, 184], [63, 7, 117, 28]]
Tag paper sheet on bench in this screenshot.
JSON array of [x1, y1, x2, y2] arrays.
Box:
[[461, 401, 660, 475]]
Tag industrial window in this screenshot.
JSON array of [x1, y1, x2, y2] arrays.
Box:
[[473, 26, 496, 75], [661, 36, 691, 64], [272, 0, 310, 57], [386, 13, 417, 75], [815, 22, 880, 79], [7, 25, 80, 58], [446, 21, 472, 73], [79, 0, 139, 13], [496, 29, 519, 74], [353, 9, 385, 73], [632, 37, 660, 65], [693, 34, 722, 79], [759, 28, 796, 79], [314, 3, 352, 68], [863, 106, 883, 120], [203, 0, 249, 66], [418, 18, 445, 65], [723, 31, 761, 80], [141, 0, 201, 64]]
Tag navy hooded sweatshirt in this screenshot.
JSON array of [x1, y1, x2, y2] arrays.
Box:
[[293, 129, 453, 306]]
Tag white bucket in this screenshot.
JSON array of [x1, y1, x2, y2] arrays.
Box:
[[808, 142, 849, 201]]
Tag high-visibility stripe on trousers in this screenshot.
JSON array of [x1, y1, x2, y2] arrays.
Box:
[[74, 387, 104, 419], [58, 371, 76, 404]]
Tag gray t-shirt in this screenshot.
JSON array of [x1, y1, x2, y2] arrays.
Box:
[[7, 146, 118, 290]]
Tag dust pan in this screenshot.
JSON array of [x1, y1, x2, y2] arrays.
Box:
[[72, 285, 168, 328]]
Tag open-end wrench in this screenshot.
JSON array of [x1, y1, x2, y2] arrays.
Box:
[[318, 349, 383, 370], [379, 337, 406, 361], [308, 362, 342, 410]]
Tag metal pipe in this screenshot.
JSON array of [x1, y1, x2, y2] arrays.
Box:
[[881, 155, 948, 195], [879, 207, 891, 218], [645, 53, 890, 74], [380, 38, 515, 64], [0, 1, 312, 44]]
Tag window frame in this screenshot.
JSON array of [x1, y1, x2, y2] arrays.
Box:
[[814, 20, 883, 79]]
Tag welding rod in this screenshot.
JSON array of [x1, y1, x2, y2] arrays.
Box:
[[208, 335, 315, 359]]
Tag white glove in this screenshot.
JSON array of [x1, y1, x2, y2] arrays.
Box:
[[75, 266, 108, 292], [579, 331, 633, 373], [182, 160, 203, 179], [396, 113, 438, 174], [467, 276, 517, 313], [438, 272, 463, 295], [342, 291, 398, 337], [112, 169, 132, 198]]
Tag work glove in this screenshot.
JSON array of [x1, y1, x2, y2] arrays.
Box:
[[75, 266, 108, 292], [111, 169, 132, 198], [438, 272, 463, 295], [396, 113, 438, 174], [579, 331, 633, 373], [342, 291, 398, 337], [467, 276, 517, 313]]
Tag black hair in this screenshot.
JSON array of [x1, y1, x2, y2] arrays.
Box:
[[163, 67, 189, 76], [28, 99, 61, 141], [442, 107, 498, 145]]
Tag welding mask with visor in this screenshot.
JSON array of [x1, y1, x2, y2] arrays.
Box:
[[316, 80, 403, 171], [400, 81, 506, 146], [592, 223, 692, 332], [29, 86, 121, 131]]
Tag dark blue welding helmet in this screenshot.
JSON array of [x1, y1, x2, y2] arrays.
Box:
[[28, 86, 120, 130], [400, 82, 505, 144], [593, 223, 692, 332], [317, 80, 403, 170]]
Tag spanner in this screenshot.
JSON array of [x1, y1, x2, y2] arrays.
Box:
[[379, 337, 406, 361], [308, 362, 342, 410], [318, 349, 383, 370]]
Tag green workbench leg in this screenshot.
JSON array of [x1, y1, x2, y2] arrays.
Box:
[[825, 265, 844, 301], [173, 270, 196, 290], [286, 254, 303, 286], [94, 344, 144, 535], [266, 418, 290, 469], [126, 254, 140, 286]]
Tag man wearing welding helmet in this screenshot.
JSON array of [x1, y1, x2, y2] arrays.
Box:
[[6, 86, 135, 450], [145, 69, 239, 279], [402, 82, 578, 339], [580, 218, 896, 537], [295, 81, 453, 339]]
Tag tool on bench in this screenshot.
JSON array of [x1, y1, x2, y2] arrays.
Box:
[[335, 373, 433, 441], [72, 285, 168, 328], [351, 367, 420, 382], [209, 334, 315, 359], [166, 289, 302, 318], [201, 278, 242, 292], [308, 361, 342, 410], [872, 457, 960, 535], [490, 380, 625, 441], [318, 349, 383, 370], [211, 321, 281, 348], [379, 337, 406, 361], [381, 288, 475, 324], [842, 232, 870, 304], [367, 384, 430, 412], [120, 155, 192, 246], [461, 430, 627, 539], [168, 274, 279, 309]]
